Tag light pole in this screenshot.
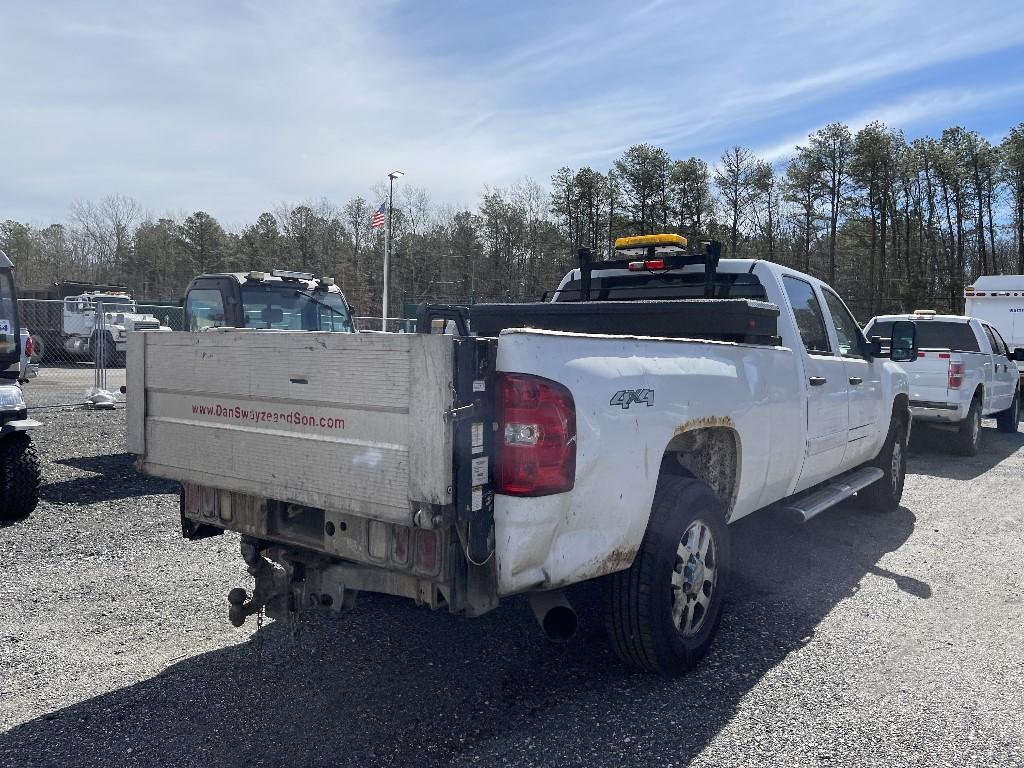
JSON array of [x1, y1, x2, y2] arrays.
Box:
[[383, 170, 404, 330]]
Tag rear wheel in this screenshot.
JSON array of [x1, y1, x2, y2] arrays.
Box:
[[995, 390, 1019, 433], [605, 475, 730, 675], [859, 417, 907, 512], [953, 397, 982, 456], [0, 434, 41, 521], [90, 333, 124, 367]]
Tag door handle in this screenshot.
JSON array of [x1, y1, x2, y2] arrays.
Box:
[[809, 376, 827, 386], [848, 376, 863, 385]]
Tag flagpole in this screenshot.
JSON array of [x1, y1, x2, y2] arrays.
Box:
[[382, 198, 389, 332], [383, 170, 404, 331]]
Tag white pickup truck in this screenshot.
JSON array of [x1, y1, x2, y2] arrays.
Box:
[[864, 312, 1022, 454], [127, 235, 919, 674]]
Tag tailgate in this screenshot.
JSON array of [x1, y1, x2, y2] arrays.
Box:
[[126, 330, 455, 524], [909, 351, 951, 402]]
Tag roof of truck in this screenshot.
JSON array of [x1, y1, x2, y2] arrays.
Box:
[[868, 313, 971, 323], [192, 272, 344, 294], [970, 275, 1024, 290]]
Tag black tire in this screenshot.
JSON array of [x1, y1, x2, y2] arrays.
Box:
[[859, 417, 907, 512], [90, 333, 123, 367], [0, 434, 41, 521], [953, 396, 983, 456], [605, 475, 730, 675], [995, 390, 1019, 433]]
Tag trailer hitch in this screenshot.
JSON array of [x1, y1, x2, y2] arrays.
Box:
[[227, 552, 290, 627]]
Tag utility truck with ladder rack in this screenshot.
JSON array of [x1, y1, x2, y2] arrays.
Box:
[[127, 235, 919, 674]]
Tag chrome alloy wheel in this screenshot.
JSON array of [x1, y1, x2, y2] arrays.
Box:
[[969, 406, 981, 448], [890, 437, 904, 494], [671, 520, 718, 637]]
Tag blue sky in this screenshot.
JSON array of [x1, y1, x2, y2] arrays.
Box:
[[3, 0, 1024, 228]]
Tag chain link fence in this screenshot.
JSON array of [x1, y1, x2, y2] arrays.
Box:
[[353, 316, 417, 333], [18, 298, 183, 408]]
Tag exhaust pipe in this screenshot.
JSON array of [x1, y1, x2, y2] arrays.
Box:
[[529, 589, 578, 642]]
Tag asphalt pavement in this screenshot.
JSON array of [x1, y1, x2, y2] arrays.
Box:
[[1, 410, 1021, 767]]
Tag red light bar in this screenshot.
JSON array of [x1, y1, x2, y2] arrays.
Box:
[[627, 259, 666, 272]]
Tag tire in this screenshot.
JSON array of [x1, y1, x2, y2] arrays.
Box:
[[605, 475, 730, 675], [859, 417, 907, 512], [953, 397, 983, 456], [995, 390, 1019, 433], [0, 434, 41, 521], [90, 334, 123, 367]]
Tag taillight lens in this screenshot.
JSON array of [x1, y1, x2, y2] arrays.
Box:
[[949, 362, 964, 389], [496, 373, 576, 496], [24, 335, 33, 358]]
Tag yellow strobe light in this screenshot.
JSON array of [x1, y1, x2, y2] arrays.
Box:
[[614, 233, 688, 251]]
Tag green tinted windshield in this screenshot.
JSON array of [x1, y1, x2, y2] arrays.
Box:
[[240, 284, 353, 331]]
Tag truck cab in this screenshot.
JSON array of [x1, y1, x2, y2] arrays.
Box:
[[61, 291, 169, 362], [184, 270, 354, 332]]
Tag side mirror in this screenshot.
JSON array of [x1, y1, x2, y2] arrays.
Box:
[[867, 335, 883, 357], [889, 320, 918, 363], [1010, 347, 1024, 362]]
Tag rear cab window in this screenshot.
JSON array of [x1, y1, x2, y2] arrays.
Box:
[[553, 271, 768, 302], [241, 284, 353, 332], [865, 320, 980, 353]]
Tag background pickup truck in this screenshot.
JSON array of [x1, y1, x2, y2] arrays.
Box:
[[864, 311, 1023, 455], [127, 236, 918, 674]]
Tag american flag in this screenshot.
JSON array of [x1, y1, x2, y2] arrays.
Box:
[[371, 202, 386, 229]]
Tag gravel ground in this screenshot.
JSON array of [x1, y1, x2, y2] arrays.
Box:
[[1, 410, 1022, 767]]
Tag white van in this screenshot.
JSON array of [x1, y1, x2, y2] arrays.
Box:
[[965, 276, 1024, 384]]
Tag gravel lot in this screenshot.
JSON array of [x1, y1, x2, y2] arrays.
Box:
[[1, 410, 1022, 767], [23, 365, 127, 409]]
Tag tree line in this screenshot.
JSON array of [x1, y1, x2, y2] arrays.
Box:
[[3, 121, 1024, 321]]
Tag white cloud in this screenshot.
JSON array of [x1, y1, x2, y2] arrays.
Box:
[[753, 83, 1024, 163], [3, 0, 1024, 226]]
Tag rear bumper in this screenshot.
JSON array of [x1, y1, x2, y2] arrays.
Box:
[[910, 400, 966, 424]]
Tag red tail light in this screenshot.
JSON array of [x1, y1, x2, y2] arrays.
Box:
[[496, 373, 576, 496], [24, 335, 33, 358], [948, 362, 964, 389], [628, 258, 666, 272]]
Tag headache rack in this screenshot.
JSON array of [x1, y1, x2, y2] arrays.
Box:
[[573, 239, 723, 302], [469, 240, 780, 345], [417, 240, 781, 345]]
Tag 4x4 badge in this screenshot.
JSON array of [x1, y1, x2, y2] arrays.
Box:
[[610, 389, 654, 409]]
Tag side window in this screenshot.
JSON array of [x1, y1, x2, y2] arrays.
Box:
[[991, 327, 1012, 358], [185, 289, 227, 331], [821, 288, 863, 358], [782, 276, 832, 355], [983, 325, 1006, 357]]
